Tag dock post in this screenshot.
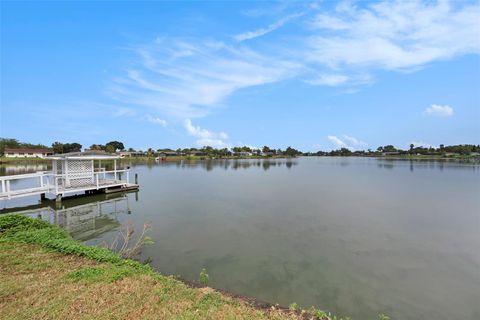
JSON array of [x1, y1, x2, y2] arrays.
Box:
[[40, 193, 46, 200], [55, 194, 62, 203], [135, 173, 138, 185]]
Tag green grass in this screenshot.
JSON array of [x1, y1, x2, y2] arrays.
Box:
[[0, 214, 341, 320], [0, 156, 50, 163]]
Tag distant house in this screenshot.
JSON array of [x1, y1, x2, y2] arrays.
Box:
[[3, 148, 53, 158], [190, 151, 206, 157], [158, 151, 179, 157], [118, 151, 145, 158], [237, 151, 253, 157], [382, 151, 400, 156]]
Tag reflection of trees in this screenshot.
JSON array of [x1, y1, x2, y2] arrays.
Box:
[[150, 159, 298, 172], [55, 197, 130, 241], [7, 195, 131, 242], [1, 163, 50, 176]]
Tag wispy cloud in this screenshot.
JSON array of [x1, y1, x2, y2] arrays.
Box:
[[410, 141, 433, 148], [305, 74, 349, 86], [234, 12, 304, 42], [105, 0, 477, 148], [343, 135, 367, 147], [113, 107, 135, 117], [306, 1, 480, 71], [109, 39, 300, 119], [184, 119, 229, 148], [146, 114, 167, 127], [109, 1, 479, 121], [424, 104, 454, 117], [327, 135, 367, 150]]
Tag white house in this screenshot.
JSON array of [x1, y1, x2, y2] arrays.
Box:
[[3, 148, 53, 158]]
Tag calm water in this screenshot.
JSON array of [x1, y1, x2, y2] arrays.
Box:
[[1, 157, 479, 320]]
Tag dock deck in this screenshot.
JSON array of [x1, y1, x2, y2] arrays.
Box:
[[0, 171, 138, 201]]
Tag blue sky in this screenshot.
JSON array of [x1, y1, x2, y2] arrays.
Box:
[[1, 0, 479, 151]]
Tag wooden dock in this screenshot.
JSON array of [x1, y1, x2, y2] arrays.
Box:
[[0, 171, 138, 201], [1, 151, 139, 202]]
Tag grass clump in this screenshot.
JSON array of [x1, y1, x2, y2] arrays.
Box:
[[0, 214, 307, 319], [0, 214, 387, 320], [199, 267, 209, 286], [0, 214, 149, 270], [66, 265, 138, 283]]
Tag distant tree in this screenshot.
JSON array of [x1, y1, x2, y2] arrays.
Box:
[[105, 145, 115, 153], [0, 138, 20, 154], [89, 144, 104, 151], [382, 145, 397, 152], [262, 146, 272, 153], [105, 141, 125, 152], [0, 138, 48, 154], [63, 143, 82, 153], [285, 146, 300, 156], [410, 144, 414, 151], [128, 147, 136, 152], [51, 142, 64, 154]]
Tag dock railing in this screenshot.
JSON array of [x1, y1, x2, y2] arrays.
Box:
[[1, 169, 131, 200]]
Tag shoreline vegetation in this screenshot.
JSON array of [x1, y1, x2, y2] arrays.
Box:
[[0, 214, 358, 320], [1, 153, 478, 165], [1, 138, 479, 164]]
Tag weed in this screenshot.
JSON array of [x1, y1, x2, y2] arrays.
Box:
[[101, 221, 154, 259], [199, 268, 209, 286]]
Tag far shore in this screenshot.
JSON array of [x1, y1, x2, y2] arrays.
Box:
[[1, 153, 478, 165]]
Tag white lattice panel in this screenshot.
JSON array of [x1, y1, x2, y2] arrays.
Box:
[[66, 160, 93, 187]]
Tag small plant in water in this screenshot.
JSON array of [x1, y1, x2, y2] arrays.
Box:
[[199, 268, 209, 286], [102, 221, 154, 259], [288, 302, 298, 311], [378, 314, 391, 320]]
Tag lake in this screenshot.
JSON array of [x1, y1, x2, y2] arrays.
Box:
[[1, 157, 479, 320]]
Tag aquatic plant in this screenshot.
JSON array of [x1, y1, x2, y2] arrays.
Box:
[[199, 268, 209, 286], [101, 221, 154, 259]]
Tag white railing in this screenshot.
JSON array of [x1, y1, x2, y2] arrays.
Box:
[[1, 169, 130, 199], [0, 171, 51, 199]]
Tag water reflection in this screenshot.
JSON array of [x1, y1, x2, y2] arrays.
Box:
[[0, 162, 51, 176], [1, 193, 132, 242], [1, 157, 479, 320], [156, 159, 298, 171]]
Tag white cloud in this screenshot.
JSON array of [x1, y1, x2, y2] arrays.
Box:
[[184, 119, 229, 148], [234, 12, 304, 41], [306, 74, 349, 86], [424, 104, 454, 117], [328, 135, 349, 149], [146, 114, 167, 127], [410, 141, 433, 148], [113, 107, 135, 117], [307, 1, 480, 70], [424, 104, 453, 117], [109, 39, 300, 119], [327, 135, 367, 150], [106, 0, 477, 129], [343, 135, 367, 147]]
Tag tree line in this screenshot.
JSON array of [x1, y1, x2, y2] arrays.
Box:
[[312, 144, 480, 156], [1, 138, 479, 157]]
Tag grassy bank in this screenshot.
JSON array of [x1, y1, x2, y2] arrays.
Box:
[[0, 157, 50, 163], [0, 215, 346, 320]]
